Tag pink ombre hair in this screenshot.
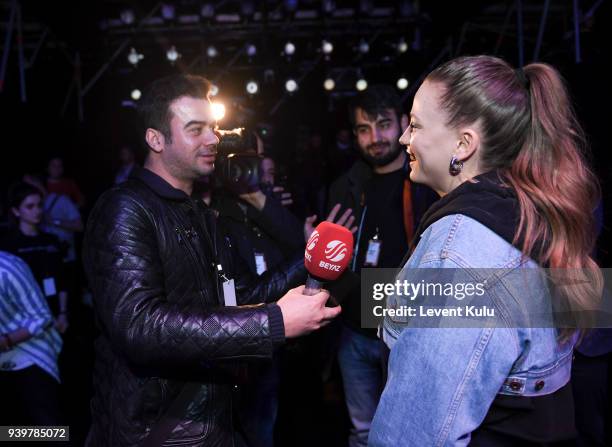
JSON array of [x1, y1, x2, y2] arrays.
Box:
[[427, 55, 602, 323]]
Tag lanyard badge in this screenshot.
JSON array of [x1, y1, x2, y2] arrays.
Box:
[[364, 229, 382, 267], [216, 264, 237, 306]]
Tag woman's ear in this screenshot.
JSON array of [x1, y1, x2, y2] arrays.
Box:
[[145, 128, 165, 154], [455, 127, 480, 162]]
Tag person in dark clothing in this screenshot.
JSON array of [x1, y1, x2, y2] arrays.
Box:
[[1, 182, 69, 331], [327, 85, 437, 447], [208, 158, 305, 447], [82, 74, 341, 446]]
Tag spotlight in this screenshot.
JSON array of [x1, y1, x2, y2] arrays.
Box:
[[285, 79, 298, 93], [127, 47, 144, 66], [166, 46, 181, 63], [396, 77, 409, 90], [284, 41, 296, 56], [120, 9, 135, 25], [161, 3, 175, 20], [207, 45, 218, 59], [322, 40, 333, 55], [356, 78, 368, 91], [209, 84, 219, 97], [131, 89, 142, 101], [397, 37, 408, 53], [323, 78, 335, 91], [358, 38, 369, 54], [246, 80, 259, 95], [246, 44, 257, 58], [211, 102, 226, 121]]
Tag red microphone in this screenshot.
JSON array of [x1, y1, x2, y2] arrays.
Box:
[[304, 221, 354, 296]]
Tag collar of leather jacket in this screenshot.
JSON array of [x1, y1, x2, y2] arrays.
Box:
[[129, 166, 191, 201]]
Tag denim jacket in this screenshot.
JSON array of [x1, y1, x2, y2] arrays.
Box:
[[369, 214, 575, 447]]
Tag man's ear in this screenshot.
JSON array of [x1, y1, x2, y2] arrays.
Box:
[[145, 128, 165, 154], [400, 114, 409, 132], [455, 127, 481, 162]]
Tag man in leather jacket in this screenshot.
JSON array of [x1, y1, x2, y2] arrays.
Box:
[[82, 74, 341, 446]]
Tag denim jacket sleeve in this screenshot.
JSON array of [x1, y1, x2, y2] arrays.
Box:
[[369, 257, 521, 447]]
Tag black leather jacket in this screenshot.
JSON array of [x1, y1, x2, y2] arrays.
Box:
[[83, 167, 305, 446]]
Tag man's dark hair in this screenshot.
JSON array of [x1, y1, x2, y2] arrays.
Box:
[[8, 181, 42, 209], [138, 74, 211, 144], [348, 84, 404, 128]]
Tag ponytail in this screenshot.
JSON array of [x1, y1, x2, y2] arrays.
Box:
[[427, 56, 602, 328]]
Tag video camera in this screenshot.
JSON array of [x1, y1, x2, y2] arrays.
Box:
[[215, 128, 262, 190]]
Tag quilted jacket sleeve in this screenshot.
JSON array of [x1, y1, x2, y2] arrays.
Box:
[[83, 189, 283, 370], [233, 253, 307, 305]]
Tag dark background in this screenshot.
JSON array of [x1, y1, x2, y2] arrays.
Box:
[[1, 0, 610, 245]]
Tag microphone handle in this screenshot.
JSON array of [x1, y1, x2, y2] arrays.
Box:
[[304, 275, 323, 296]]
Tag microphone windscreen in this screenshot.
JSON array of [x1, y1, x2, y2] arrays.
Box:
[[304, 221, 354, 281]]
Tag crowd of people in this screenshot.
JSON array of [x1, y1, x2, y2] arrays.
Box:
[[1, 54, 611, 447]]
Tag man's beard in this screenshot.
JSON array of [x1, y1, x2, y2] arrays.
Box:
[[361, 141, 403, 167]]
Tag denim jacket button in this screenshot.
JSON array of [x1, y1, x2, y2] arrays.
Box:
[[535, 380, 545, 391], [509, 380, 521, 391]]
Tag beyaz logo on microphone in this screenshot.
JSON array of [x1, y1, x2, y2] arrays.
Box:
[[307, 231, 319, 251], [304, 221, 353, 280], [325, 240, 348, 262]]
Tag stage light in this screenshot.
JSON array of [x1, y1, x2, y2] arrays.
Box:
[[161, 4, 175, 20], [166, 46, 181, 63], [207, 45, 218, 59], [397, 37, 408, 53], [285, 79, 298, 93], [246, 44, 257, 57], [397, 77, 409, 90], [358, 38, 369, 54], [120, 9, 135, 25], [284, 41, 296, 56], [324, 78, 335, 91], [127, 48, 144, 66], [246, 80, 259, 95], [211, 102, 226, 121], [356, 78, 368, 91], [322, 40, 333, 55], [131, 89, 142, 100]]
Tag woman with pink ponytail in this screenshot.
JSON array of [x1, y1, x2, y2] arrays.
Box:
[[369, 55, 603, 446]]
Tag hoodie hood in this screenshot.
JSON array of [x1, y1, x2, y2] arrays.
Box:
[[414, 170, 526, 255]]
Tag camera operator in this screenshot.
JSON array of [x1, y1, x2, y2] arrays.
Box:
[[83, 74, 342, 446], [204, 125, 358, 447]]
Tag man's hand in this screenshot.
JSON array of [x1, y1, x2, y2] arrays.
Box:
[[277, 286, 342, 338], [239, 190, 267, 211], [303, 203, 358, 242], [272, 186, 293, 206]]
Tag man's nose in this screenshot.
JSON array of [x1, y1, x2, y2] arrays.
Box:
[[204, 129, 220, 146], [372, 127, 382, 142]]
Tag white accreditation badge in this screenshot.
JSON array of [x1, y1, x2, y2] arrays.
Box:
[[254, 252, 268, 275], [43, 277, 57, 297], [364, 232, 382, 267], [222, 279, 237, 306]]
